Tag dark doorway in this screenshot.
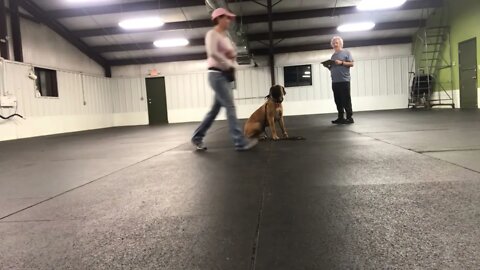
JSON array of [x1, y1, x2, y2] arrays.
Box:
[[146, 77, 168, 125], [459, 38, 478, 108]]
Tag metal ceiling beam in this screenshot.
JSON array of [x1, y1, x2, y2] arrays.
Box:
[[74, 20, 212, 38], [93, 39, 205, 53], [48, 0, 205, 18], [47, 0, 249, 19], [248, 19, 423, 44], [245, 0, 441, 24], [251, 36, 413, 55], [17, 0, 111, 77], [72, 0, 442, 38], [109, 53, 207, 66], [5, 7, 40, 23], [109, 36, 413, 66], [93, 19, 424, 53]]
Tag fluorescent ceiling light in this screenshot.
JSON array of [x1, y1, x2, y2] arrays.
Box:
[[154, 38, 189, 48], [357, 0, 407, 11], [302, 75, 311, 78], [337, 22, 375, 32], [304, 71, 311, 74], [119, 17, 164, 30]]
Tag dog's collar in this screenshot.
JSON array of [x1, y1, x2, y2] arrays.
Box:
[[266, 95, 283, 104]]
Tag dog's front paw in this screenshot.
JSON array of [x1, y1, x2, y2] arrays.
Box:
[[272, 135, 280, 140], [283, 133, 289, 138]]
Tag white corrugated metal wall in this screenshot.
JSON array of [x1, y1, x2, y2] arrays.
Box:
[[275, 56, 413, 102], [2, 62, 112, 118], [110, 77, 148, 126], [19, 18, 105, 76], [164, 67, 272, 122], [0, 61, 147, 141], [164, 55, 414, 123], [1, 44, 415, 141]]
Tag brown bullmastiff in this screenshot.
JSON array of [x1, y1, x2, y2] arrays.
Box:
[[244, 85, 288, 140]]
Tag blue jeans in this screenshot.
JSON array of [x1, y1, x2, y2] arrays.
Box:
[[192, 72, 247, 147]]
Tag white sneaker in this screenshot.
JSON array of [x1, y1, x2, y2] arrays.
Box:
[[192, 140, 207, 151]]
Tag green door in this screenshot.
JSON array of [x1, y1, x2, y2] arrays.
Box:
[[146, 77, 168, 125], [459, 38, 478, 108]]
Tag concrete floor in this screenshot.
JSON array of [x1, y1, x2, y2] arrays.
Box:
[[0, 109, 479, 269]]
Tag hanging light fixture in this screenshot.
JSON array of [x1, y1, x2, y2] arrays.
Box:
[[66, 0, 105, 2], [153, 38, 190, 48], [357, 0, 407, 11], [118, 17, 164, 30], [337, 22, 375, 32]]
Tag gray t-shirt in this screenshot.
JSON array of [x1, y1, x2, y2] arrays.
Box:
[[330, 49, 354, 83]]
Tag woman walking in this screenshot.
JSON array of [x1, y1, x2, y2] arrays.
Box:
[[191, 8, 258, 151]]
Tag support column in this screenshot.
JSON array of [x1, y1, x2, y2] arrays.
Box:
[[104, 65, 112, 78], [9, 0, 23, 62], [267, 0, 275, 85], [0, 0, 9, 59]]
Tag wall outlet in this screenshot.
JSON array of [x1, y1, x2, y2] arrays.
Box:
[[0, 95, 17, 107]]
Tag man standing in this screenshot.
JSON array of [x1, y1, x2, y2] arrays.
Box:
[[325, 36, 354, 124]]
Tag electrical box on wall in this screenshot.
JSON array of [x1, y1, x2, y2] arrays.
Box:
[[0, 95, 17, 107]]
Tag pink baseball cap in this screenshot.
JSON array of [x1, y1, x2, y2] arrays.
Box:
[[211, 8, 236, 21]]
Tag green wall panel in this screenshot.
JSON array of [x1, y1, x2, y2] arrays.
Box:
[[413, 0, 480, 91]]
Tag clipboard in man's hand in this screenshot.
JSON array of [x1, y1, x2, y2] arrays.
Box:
[[321, 59, 335, 68]]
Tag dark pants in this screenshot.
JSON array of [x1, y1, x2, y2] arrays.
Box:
[[332, 82, 353, 119]]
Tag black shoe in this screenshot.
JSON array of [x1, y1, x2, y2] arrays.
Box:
[[344, 118, 354, 124], [331, 118, 345, 124]]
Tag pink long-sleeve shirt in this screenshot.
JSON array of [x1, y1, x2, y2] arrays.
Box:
[[205, 29, 237, 71]]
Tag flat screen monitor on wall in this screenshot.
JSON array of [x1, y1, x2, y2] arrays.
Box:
[[283, 65, 312, 87]]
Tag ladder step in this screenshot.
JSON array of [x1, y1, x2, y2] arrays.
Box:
[[437, 65, 452, 70], [425, 50, 440, 53], [427, 34, 444, 38], [426, 30, 446, 33], [427, 26, 449, 30], [429, 99, 454, 102]]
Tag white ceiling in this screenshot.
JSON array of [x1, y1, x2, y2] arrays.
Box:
[[25, 0, 433, 63]]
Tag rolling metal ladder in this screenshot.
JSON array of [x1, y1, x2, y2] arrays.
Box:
[[409, 22, 455, 108]]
